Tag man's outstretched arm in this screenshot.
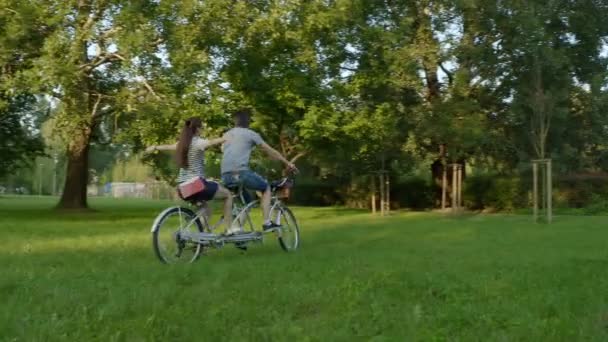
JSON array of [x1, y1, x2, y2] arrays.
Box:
[[259, 143, 297, 171]]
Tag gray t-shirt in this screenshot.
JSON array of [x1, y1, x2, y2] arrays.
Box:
[[221, 127, 265, 173]]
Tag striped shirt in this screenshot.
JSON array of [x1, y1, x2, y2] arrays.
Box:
[[177, 137, 208, 183]]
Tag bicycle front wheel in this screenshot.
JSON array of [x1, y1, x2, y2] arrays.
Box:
[[272, 206, 300, 252], [151, 206, 204, 264]]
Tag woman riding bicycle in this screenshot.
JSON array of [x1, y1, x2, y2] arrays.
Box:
[[146, 117, 241, 235]]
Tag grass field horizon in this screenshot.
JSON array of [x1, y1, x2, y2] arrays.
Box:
[[2, 196, 608, 341]]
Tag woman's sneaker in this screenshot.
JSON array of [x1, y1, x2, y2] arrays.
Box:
[[225, 226, 244, 235]]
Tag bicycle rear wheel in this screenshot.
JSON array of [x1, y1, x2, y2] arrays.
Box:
[[272, 206, 300, 252], [151, 206, 204, 263]]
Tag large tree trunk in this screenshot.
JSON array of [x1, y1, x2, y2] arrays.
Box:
[[57, 129, 91, 209]]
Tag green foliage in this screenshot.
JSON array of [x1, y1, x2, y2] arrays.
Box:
[[464, 174, 527, 211], [391, 176, 435, 210], [554, 174, 608, 208], [582, 194, 608, 215], [109, 156, 153, 183], [290, 179, 342, 206], [3, 0, 608, 209], [0, 94, 45, 179]]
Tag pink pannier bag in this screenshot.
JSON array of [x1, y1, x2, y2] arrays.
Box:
[[178, 177, 206, 200]]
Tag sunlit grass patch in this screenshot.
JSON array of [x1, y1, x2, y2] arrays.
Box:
[[1, 196, 608, 340]]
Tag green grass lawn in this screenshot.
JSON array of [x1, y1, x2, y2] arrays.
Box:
[[2, 196, 608, 341]]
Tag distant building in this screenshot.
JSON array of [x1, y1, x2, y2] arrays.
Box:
[[105, 182, 147, 198]]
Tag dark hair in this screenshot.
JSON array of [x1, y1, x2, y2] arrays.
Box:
[[233, 108, 252, 128], [176, 117, 202, 168]]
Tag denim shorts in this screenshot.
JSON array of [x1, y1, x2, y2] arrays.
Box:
[[221, 170, 269, 191]]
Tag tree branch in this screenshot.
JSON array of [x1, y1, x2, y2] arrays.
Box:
[[80, 52, 126, 71], [50, 90, 64, 100], [80, 0, 108, 35], [340, 66, 358, 72], [100, 27, 122, 40], [439, 63, 453, 86], [217, 82, 231, 91], [109, 53, 125, 61], [280, 135, 288, 156], [87, 91, 116, 99], [90, 94, 103, 119], [142, 79, 162, 100], [149, 37, 164, 48]]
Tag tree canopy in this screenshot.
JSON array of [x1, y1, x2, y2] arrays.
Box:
[[1, 0, 607, 209]]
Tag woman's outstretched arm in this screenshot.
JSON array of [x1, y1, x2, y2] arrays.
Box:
[[199, 137, 226, 150], [145, 143, 177, 153]]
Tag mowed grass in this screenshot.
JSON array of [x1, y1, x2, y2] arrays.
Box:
[[1, 196, 608, 341]]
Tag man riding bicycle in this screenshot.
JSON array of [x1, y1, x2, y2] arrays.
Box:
[[221, 108, 298, 232]]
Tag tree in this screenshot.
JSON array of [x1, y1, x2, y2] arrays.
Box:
[[18, 0, 166, 208], [469, 0, 608, 167]]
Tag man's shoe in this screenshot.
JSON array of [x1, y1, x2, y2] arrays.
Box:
[[234, 242, 248, 251], [262, 222, 282, 232]]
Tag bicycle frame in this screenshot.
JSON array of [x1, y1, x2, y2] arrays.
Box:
[[151, 171, 299, 264], [151, 190, 286, 248]]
